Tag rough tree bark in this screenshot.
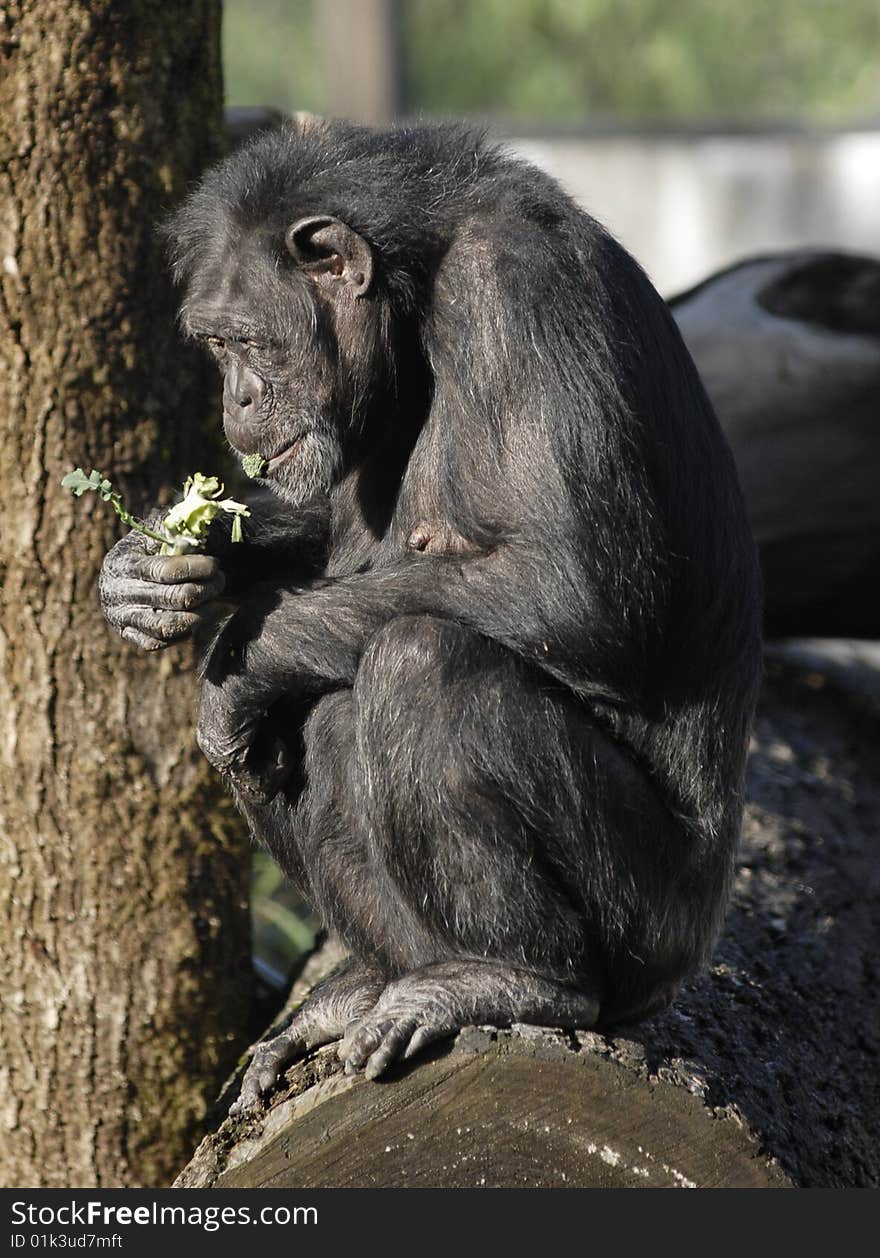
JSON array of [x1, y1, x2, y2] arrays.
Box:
[[177, 653, 880, 1188], [0, 1, 250, 1188]]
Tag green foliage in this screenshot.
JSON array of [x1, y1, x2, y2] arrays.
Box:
[[62, 468, 115, 499], [242, 452, 268, 479], [402, 0, 880, 122], [224, 0, 322, 114], [252, 852, 320, 977], [63, 468, 250, 554], [223, 0, 880, 124], [162, 473, 250, 549]]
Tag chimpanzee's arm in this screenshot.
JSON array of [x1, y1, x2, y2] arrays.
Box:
[[213, 542, 634, 698], [196, 544, 634, 785], [206, 489, 331, 593]]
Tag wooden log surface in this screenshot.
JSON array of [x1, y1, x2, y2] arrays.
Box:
[[177, 648, 880, 1189]]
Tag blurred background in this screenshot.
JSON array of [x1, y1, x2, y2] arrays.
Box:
[[224, 0, 880, 294], [226, 0, 880, 989]]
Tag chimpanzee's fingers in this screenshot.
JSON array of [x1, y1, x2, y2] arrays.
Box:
[[100, 575, 224, 612], [195, 686, 261, 778], [228, 735, 290, 804], [121, 626, 168, 652], [139, 553, 225, 586], [104, 547, 224, 586], [110, 606, 203, 643]]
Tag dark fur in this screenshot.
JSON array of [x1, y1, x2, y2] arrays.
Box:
[[117, 120, 762, 1094]]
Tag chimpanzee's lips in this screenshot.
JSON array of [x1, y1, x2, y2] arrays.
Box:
[[265, 435, 306, 473]]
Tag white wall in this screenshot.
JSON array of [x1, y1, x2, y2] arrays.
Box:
[[510, 131, 880, 296]]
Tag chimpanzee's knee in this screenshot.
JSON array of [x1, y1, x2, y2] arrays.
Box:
[[358, 614, 463, 688], [355, 615, 477, 752]]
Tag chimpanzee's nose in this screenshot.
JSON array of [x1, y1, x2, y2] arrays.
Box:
[[223, 362, 267, 455], [223, 361, 263, 417], [232, 378, 253, 409]]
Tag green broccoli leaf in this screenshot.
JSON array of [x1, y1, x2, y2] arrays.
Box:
[[62, 467, 250, 554], [242, 452, 268, 479], [160, 472, 250, 553], [61, 468, 113, 498]]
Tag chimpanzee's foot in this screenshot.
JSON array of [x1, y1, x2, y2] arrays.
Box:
[[339, 960, 600, 1080], [230, 960, 385, 1114]]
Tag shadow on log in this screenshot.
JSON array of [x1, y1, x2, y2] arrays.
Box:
[[177, 650, 880, 1189]]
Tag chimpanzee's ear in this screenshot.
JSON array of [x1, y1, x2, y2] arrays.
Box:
[[285, 215, 373, 297]]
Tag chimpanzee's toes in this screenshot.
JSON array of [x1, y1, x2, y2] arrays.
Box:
[[230, 962, 388, 1113], [229, 1025, 306, 1116], [340, 992, 459, 1079], [342, 1016, 415, 1078]]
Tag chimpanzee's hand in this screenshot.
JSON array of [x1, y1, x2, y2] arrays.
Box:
[[195, 668, 290, 804], [98, 524, 226, 651]]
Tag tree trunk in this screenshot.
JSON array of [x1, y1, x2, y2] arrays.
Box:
[[0, 1, 250, 1188], [177, 652, 880, 1188]]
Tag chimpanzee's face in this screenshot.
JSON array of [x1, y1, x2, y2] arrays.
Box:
[[182, 215, 380, 507]]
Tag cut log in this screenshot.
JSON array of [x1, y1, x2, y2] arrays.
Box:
[[176, 648, 880, 1189], [671, 251, 880, 638]]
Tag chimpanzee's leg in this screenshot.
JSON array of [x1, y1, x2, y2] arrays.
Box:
[[315, 615, 687, 1077], [235, 614, 687, 1101]]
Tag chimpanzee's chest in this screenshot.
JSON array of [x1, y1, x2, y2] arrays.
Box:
[[388, 425, 486, 559], [325, 506, 479, 578]]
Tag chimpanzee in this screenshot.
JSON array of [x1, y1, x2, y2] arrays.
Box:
[[98, 119, 762, 1110]]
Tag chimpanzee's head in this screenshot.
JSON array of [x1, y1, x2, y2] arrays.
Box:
[[163, 120, 434, 507]]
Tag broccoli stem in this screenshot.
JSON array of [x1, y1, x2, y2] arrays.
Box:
[[105, 498, 175, 548]]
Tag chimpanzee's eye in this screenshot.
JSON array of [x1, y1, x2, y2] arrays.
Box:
[[206, 335, 225, 350]]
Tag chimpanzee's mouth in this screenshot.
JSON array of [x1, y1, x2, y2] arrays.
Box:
[[265, 435, 306, 474]]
